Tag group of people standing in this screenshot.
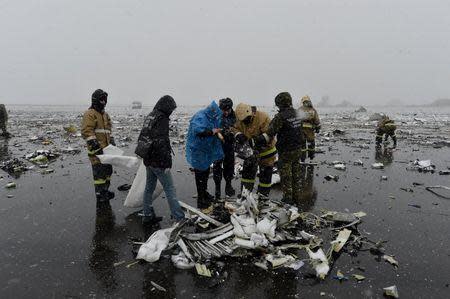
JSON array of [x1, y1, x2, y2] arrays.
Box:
[[2, 88, 397, 228], [4, 92, 397, 228], [81, 90, 322, 225]]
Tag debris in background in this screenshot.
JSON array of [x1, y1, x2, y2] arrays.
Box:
[[150, 281, 167, 292], [408, 159, 435, 173], [334, 163, 346, 171], [352, 274, 366, 281], [331, 229, 352, 253], [324, 175, 339, 182], [407, 204, 421, 209], [5, 182, 16, 189], [333, 270, 348, 281], [195, 263, 212, 277], [383, 255, 399, 268], [307, 248, 330, 279], [371, 163, 384, 169], [383, 285, 399, 298], [355, 106, 367, 113], [353, 160, 364, 166], [136, 228, 175, 262], [425, 185, 450, 200], [118, 184, 132, 191], [63, 125, 77, 134]]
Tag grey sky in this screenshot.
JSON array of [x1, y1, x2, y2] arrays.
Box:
[[1, 0, 449, 106]]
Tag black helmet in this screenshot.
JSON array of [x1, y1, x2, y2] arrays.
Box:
[[91, 89, 108, 112], [219, 98, 233, 111], [92, 89, 108, 102], [275, 92, 292, 108]]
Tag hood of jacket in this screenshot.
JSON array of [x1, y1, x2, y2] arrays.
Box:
[[154, 95, 177, 116], [204, 101, 222, 121]]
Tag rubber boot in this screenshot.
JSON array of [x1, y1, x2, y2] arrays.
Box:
[[142, 208, 163, 225], [375, 136, 382, 147], [308, 141, 315, 160], [225, 180, 235, 197], [105, 190, 115, 200], [392, 136, 397, 148], [215, 181, 221, 200], [96, 190, 111, 204]]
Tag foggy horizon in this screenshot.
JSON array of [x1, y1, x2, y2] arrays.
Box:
[[1, 0, 450, 106]]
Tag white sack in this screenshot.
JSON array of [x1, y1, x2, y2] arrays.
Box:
[[97, 154, 140, 169], [124, 162, 163, 208], [137, 227, 174, 262], [102, 144, 124, 156]]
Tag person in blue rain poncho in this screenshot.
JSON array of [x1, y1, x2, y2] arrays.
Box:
[[186, 101, 224, 211]]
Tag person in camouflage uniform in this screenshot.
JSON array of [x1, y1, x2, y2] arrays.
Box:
[[252, 92, 304, 203], [298, 96, 320, 162], [0, 104, 11, 138], [376, 115, 397, 147]]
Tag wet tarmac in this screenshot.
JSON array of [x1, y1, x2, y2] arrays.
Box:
[[0, 105, 449, 298]]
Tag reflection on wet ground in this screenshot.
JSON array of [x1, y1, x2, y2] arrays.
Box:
[[0, 105, 449, 298]]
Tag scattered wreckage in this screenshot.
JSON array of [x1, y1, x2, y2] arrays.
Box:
[[136, 188, 397, 286]]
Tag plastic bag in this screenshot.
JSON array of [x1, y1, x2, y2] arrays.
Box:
[[137, 227, 174, 262], [97, 154, 139, 169], [124, 162, 163, 208], [102, 144, 124, 156]]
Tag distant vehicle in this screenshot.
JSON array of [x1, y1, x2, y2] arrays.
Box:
[[132, 101, 142, 109]]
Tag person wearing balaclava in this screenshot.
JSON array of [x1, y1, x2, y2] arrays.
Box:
[[81, 89, 115, 205]]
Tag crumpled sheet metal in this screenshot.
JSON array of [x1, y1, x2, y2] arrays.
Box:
[[171, 252, 195, 269]]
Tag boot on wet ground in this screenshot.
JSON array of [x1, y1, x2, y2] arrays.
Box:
[[225, 181, 235, 197], [142, 215, 163, 225], [215, 182, 221, 200], [96, 190, 113, 204]]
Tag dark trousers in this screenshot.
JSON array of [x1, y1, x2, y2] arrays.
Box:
[[213, 144, 235, 185], [241, 155, 273, 196], [376, 129, 397, 146], [194, 168, 211, 209], [92, 163, 113, 195]]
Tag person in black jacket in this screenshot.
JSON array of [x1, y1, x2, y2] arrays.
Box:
[[213, 98, 236, 199], [136, 95, 185, 225]]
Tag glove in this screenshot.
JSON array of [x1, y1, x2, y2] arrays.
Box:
[[315, 126, 321, 134], [235, 133, 248, 144], [197, 130, 214, 137], [110, 136, 116, 146], [87, 139, 103, 155], [249, 135, 267, 149], [223, 129, 234, 142]]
